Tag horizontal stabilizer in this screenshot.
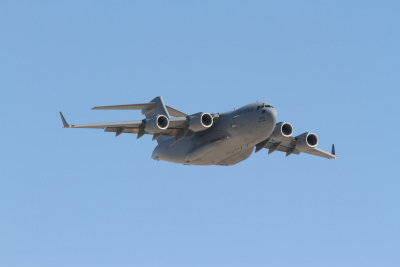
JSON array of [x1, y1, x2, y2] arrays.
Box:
[[165, 105, 187, 117], [92, 103, 187, 117], [92, 103, 156, 110]]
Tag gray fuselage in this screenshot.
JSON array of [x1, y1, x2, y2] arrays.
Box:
[[152, 102, 277, 165]]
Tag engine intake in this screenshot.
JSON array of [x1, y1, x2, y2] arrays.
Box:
[[269, 122, 293, 141], [188, 112, 214, 132], [145, 114, 169, 133], [295, 132, 318, 150]]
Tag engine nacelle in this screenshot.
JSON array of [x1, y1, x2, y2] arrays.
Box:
[[269, 122, 293, 142], [145, 115, 169, 133], [295, 132, 318, 151], [188, 112, 213, 132]]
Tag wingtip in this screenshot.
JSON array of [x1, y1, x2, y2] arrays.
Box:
[[331, 144, 338, 159], [59, 111, 70, 128]]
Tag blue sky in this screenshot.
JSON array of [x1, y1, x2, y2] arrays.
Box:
[[1, 1, 399, 266]]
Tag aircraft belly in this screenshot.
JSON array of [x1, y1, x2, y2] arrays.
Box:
[[189, 140, 254, 165], [216, 147, 254, 166], [184, 138, 230, 165], [186, 133, 256, 165]]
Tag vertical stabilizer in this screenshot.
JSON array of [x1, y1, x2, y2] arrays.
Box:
[[142, 96, 170, 119]]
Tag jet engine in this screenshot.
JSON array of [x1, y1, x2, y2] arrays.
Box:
[[188, 112, 214, 132], [145, 114, 169, 133], [295, 132, 318, 150], [269, 122, 293, 142]]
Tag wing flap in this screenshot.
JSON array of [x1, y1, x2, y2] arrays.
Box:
[[264, 142, 300, 155], [104, 127, 181, 136]]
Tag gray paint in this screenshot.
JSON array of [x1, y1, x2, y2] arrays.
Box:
[[151, 103, 277, 165], [60, 96, 337, 165]]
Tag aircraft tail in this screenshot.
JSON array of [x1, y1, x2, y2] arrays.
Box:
[[142, 96, 169, 118]]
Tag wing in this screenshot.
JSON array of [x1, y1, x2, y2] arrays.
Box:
[[303, 146, 337, 159], [59, 112, 190, 138], [256, 136, 337, 159], [60, 96, 221, 140], [65, 120, 143, 129]]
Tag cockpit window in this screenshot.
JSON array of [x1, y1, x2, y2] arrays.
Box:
[[258, 104, 274, 109]]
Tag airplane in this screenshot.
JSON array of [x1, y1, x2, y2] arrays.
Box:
[[59, 96, 337, 165]]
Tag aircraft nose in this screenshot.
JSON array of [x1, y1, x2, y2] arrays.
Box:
[[263, 107, 277, 124], [270, 107, 277, 123]]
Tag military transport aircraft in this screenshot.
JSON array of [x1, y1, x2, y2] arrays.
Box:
[[60, 96, 337, 165]]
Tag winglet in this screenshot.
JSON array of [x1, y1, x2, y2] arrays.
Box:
[[59, 112, 70, 128], [331, 144, 336, 156]]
